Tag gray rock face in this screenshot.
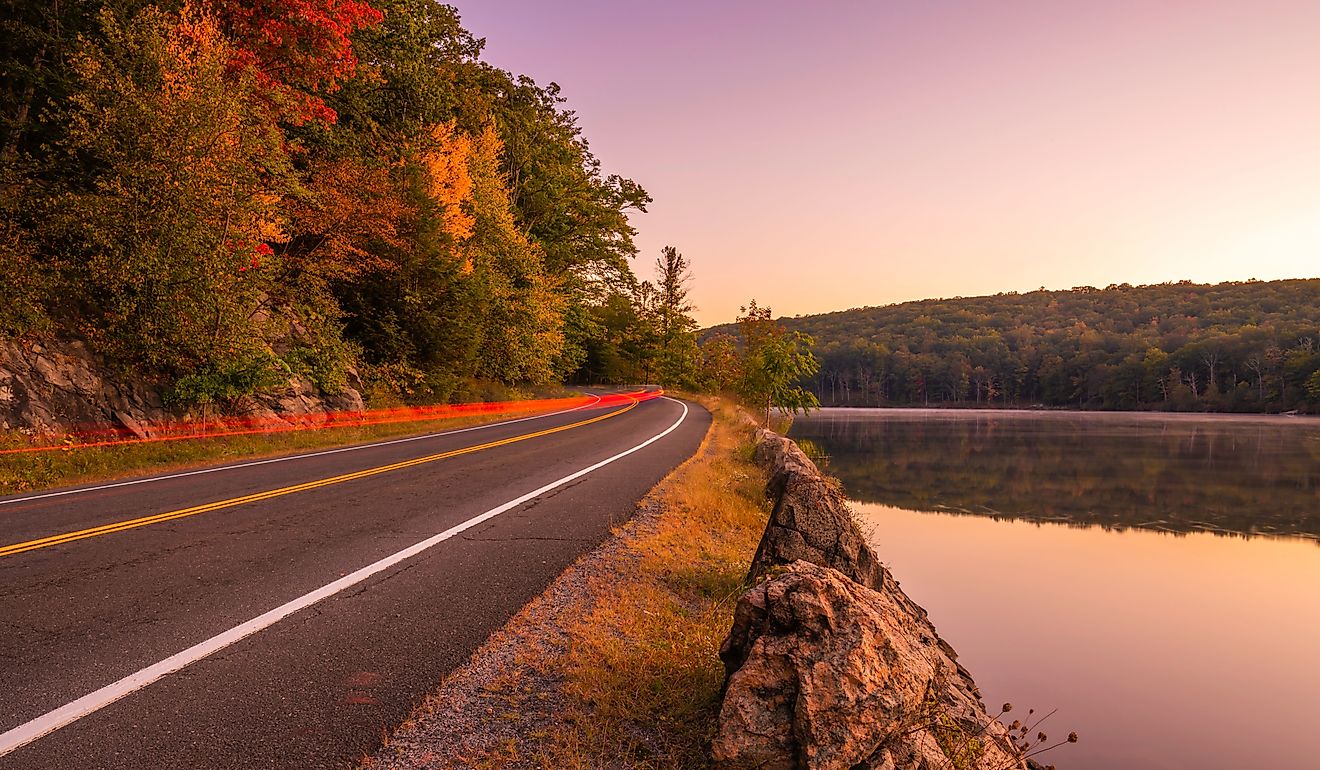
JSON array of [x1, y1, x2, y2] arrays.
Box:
[[752, 428, 822, 485], [748, 429, 888, 592], [0, 338, 366, 435], [713, 561, 1023, 770], [0, 340, 172, 434]]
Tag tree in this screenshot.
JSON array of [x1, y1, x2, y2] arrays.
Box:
[[212, 0, 384, 124], [651, 246, 698, 387], [43, 4, 296, 391], [735, 301, 820, 424], [699, 332, 740, 393], [465, 124, 565, 383], [1306, 370, 1320, 403]]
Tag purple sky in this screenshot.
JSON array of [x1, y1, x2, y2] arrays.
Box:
[[458, 1, 1320, 325]]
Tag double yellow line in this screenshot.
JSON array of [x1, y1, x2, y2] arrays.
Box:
[[0, 399, 639, 560]]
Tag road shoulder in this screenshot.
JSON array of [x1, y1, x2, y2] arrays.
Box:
[[364, 397, 767, 769]]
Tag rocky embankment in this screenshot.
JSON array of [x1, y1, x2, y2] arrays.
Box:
[[711, 429, 1027, 770], [0, 338, 364, 436]]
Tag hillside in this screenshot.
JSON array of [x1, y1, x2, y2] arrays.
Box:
[[0, 1, 655, 412], [713, 279, 1320, 412]]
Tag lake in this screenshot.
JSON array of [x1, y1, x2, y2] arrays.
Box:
[[789, 408, 1320, 770]]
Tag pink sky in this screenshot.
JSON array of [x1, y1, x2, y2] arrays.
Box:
[[458, 1, 1320, 326]]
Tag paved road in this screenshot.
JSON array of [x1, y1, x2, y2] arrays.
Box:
[[0, 392, 709, 768]]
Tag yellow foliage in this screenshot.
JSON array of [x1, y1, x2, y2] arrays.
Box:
[[160, 3, 220, 102], [421, 121, 476, 247], [251, 193, 289, 244]]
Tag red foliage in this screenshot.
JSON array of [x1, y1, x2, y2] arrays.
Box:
[[212, 0, 383, 124]]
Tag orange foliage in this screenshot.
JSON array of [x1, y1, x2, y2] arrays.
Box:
[[288, 156, 412, 280], [420, 122, 475, 272], [160, 4, 218, 101]]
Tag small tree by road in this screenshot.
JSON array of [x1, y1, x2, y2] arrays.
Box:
[[734, 301, 820, 424]]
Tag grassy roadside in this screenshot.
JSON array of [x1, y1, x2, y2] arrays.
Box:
[[368, 395, 771, 769], [0, 390, 580, 496], [538, 396, 767, 767]]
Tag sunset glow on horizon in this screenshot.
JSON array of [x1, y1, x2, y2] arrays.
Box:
[[460, 0, 1320, 325]]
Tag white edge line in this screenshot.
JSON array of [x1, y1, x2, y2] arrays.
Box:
[[0, 393, 604, 508], [0, 396, 688, 758]]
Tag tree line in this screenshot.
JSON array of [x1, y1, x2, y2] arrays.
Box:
[[710, 279, 1320, 412], [578, 248, 819, 421], [0, 0, 819, 415]]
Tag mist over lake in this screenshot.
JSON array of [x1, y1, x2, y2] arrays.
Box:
[[791, 408, 1320, 770]]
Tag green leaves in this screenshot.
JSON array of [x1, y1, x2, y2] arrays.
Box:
[[44, 5, 293, 383], [733, 301, 821, 421]]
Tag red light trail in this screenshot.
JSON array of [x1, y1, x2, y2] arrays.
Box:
[[0, 390, 662, 457]]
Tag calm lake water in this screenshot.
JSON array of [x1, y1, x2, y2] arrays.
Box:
[[789, 408, 1320, 770]]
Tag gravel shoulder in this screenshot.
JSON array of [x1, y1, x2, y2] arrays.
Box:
[[363, 495, 671, 770]]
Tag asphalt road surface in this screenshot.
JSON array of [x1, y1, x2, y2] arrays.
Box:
[[0, 392, 709, 769]]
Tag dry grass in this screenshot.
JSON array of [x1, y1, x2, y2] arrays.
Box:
[[528, 396, 768, 769]]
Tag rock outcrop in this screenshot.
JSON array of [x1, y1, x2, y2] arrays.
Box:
[[749, 429, 887, 591], [0, 337, 365, 435], [712, 428, 1025, 770], [0, 339, 174, 435]]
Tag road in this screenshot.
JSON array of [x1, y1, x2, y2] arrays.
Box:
[[0, 392, 709, 769]]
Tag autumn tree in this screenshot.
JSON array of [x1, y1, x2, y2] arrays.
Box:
[[464, 125, 564, 383], [41, 4, 295, 396], [211, 0, 383, 124], [469, 70, 652, 376]]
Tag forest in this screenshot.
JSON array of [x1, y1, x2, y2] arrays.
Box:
[[724, 279, 1320, 413], [0, 0, 744, 407]]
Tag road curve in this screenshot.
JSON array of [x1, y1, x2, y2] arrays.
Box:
[[0, 393, 710, 769]]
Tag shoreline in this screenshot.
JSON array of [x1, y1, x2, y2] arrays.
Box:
[[801, 404, 1320, 423]]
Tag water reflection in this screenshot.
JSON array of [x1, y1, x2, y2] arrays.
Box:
[[848, 501, 1320, 770], [787, 409, 1320, 769], [791, 409, 1320, 542]]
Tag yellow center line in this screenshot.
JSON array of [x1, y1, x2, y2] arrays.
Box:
[[0, 398, 640, 559]]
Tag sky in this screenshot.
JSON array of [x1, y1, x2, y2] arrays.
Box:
[[457, 0, 1320, 326]]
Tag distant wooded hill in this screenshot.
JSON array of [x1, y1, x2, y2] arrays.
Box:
[[709, 279, 1320, 412]]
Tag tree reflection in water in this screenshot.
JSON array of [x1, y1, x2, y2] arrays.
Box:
[[790, 409, 1320, 542]]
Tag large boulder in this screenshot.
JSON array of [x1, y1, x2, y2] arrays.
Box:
[[748, 430, 888, 592], [753, 428, 821, 484], [713, 561, 1023, 770]]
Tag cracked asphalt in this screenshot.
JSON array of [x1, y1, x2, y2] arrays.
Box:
[[0, 394, 709, 769]]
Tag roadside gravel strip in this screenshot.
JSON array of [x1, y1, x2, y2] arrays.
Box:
[[365, 494, 677, 770]]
